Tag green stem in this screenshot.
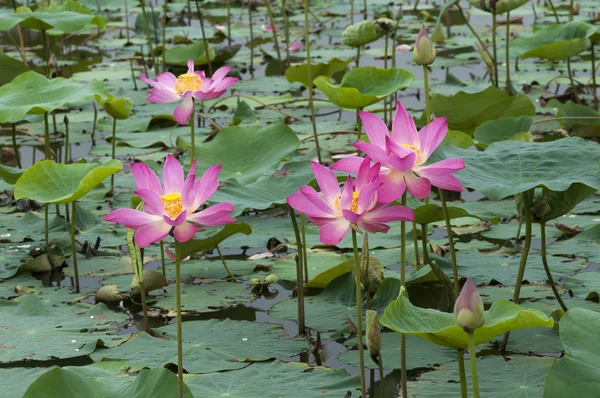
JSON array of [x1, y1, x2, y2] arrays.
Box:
[[351, 229, 367, 398], [289, 207, 305, 335], [41, 30, 48, 76], [502, 189, 533, 350], [540, 223, 568, 312], [45, 205, 49, 255], [139, 0, 157, 76], [63, 116, 69, 164], [160, 240, 166, 277], [567, 58, 580, 103], [457, 349, 468, 398], [11, 124, 21, 168], [195, 1, 213, 76], [44, 112, 51, 159], [110, 118, 116, 192], [400, 192, 408, 398], [71, 201, 79, 293], [384, 33, 389, 122], [139, 275, 149, 333], [248, 3, 254, 74], [363, 0, 367, 19], [301, 214, 308, 283], [592, 45, 599, 111], [423, 66, 431, 123], [162, 1, 167, 71], [264, 0, 283, 75], [378, 356, 385, 398], [282, 0, 289, 62], [505, 12, 512, 91], [350, 0, 354, 24], [468, 333, 481, 398], [356, 46, 361, 68], [226, 0, 232, 46], [304, 0, 322, 164], [492, 12, 499, 88], [174, 240, 184, 398], [421, 224, 429, 264], [568, 0, 573, 21], [189, 100, 195, 164], [456, 4, 494, 64], [412, 221, 420, 265], [439, 188, 460, 296], [546, 0, 560, 23], [216, 246, 236, 281]]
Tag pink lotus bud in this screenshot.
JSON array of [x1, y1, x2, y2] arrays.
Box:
[[287, 41, 303, 53], [454, 277, 485, 333], [396, 44, 411, 54], [413, 24, 436, 66], [261, 24, 278, 33]]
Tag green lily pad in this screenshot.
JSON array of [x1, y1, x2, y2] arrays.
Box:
[[285, 58, 351, 87], [0, 71, 108, 123], [341, 19, 396, 48], [467, 0, 530, 14], [547, 99, 600, 138], [313, 67, 414, 109], [0, 295, 126, 363], [192, 121, 299, 184], [0, 9, 105, 35], [413, 204, 471, 226], [14, 159, 122, 204], [0, 49, 29, 86], [543, 308, 600, 397], [430, 86, 535, 134], [381, 293, 554, 349], [0, 164, 23, 185], [474, 116, 534, 148], [178, 223, 252, 259], [436, 137, 600, 201], [164, 41, 216, 66], [512, 22, 591, 61], [547, 224, 600, 263]]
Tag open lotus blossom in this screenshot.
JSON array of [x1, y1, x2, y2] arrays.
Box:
[[261, 24, 278, 32], [287, 158, 414, 245], [139, 60, 238, 125], [105, 155, 235, 248], [288, 41, 303, 53], [331, 101, 465, 202]]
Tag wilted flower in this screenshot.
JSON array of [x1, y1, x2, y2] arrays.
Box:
[[413, 24, 436, 65], [331, 101, 465, 202], [286, 158, 414, 245], [139, 59, 238, 125], [454, 277, 485, 333], [105, 155, 235, 248]]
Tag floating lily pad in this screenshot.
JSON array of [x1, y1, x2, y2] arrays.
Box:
[[0, 9, 105, 35], [285, 58, 351, 87], [512, 22, 591, 61]]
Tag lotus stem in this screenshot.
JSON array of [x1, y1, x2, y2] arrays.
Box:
[[160, 240, 166, 277], [44, 204, 50, 256], [399, 192, 408, 398], [505, 12, 513, 93], [301, 214, 308, 283], [92, 99, 98, 146], [216, 246, 236, 281], [501, 189, 534, 350], [458, 349, 468, 398], [289, 207, 305, 336], [540, 223, 568, 312], [139, 0, 157, 76], [569, 0, 574, 21], [567, 58, 580, 104], [304, 0, 322, 164], [194, 0, 213, 76], [11, 124, 21, 169], [264, 0, 283, 75], [351, 229, 367, 398], [546, 0, 560, 23], [439, 189, 459, 296], [468, 332, 481, 398], [421, 223, 429, 263], [423, 66, 431, 122], [356, 46, 360, 68], [456, 4, 494, 64], [592, 45, 599, 110], [63, 116, 69, 164], [43, 112, 51, 160], [412, 221, 420, 265], [71, 201, 80, 293], [11, 0, 27, 65], [282, 0, 289, 62], [125, 0, 130, 44], [378, 355, 385, 398], [110, 118, 117, 193], [174, 240, 184, 398], [225, 0, 232, 45], [350, 0, 354, 24], [41, 30, 48, 76], [162, 1, 167, 72], [248, 2, 255, 74], [129, 59, 138, 91], [190, 99, 195, 165], [492, 12, 499, 88], [384, 33, 389, 122], [139, 273, 149, 333]]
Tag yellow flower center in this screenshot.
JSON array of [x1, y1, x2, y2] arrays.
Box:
[[334, 192, 360, 213], [174, 73, 203, 95], [161, 192, 183, 219], [400, 143, 422, 158]]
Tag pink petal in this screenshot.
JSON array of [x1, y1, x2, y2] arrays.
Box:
[[355, 157, 375, 191], [147, 88, 181, 104], [359, 110, 389, 149], [342, 209, 363, 224], [134, 189, 165, 216], [363, 205, 415, 223], [173, 221, 198, 242], [354, 141, 389, 166], [298, 186, 337, 216], [156, 72, 177, 88], [318, 218, 350, 245], [134, 222, 172, 248], [162, 154, 184, 194], [386, 152, 416, 172], [288, 191, 331, 218], [356, 181, 381, 214], [191, 164, 222, 210], [131, 162, 163, 195], [418, 158, 465, 175], [378, 171, 407, 203], [339, 176, 354, 210], [139, 76, 160, 88], [419, 117, 448, 160], [311, 161, 341, 203], [421, 172, 464, 192], [173, 97, 194, 125], [104, 208, 161, 229], [163, 211, 187, 226], [188, 203, 235, 226], [358, 220, 390, 234], [188, 159, 198, 179], [187, 59, 195, 74], [330, 156, 364, 174], [211, 66, 232, 82], [391, 101, 420, 147], [405, 171, 431, 198]]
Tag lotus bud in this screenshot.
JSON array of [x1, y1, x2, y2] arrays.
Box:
[[454, 277, 485, 333], [250, 278, 261, 286], [366, 310, 382, 365], [413, 24, 437, 66], [431, 23, 446, 44], [265, 274, 279, 285], [346, 315, 358, 335], [395, 5, 403, 21], [94, 94, 133, 120]]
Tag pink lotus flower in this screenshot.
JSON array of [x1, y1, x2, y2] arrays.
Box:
[[261, 24, 278, 33], [215, 24, 225, 31], [139, 60, 238, 125], [105, 155, 236, 248], [395, 44, 412, 54], [287, 158, 414, 245], [331, 101, 465, 202], [288, 42, 303, 53]]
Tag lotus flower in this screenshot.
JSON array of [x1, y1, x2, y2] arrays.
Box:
[[139, 60, 238, 125], [331, 101, 465, 202], [261, 24, 279, 32], [454, 277, 485, 333], [288, 42, 303, 53], [215, 24, 225, 31], [395, 44, 412, 54], [287, 158, 414, 245], [105, 155, 235, 248]]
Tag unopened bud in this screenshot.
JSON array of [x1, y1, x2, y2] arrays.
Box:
[[413, 24, 436, 66], [366, 310, 382, 365], [265, 274, 279, 285], [454, 277, 485, 333], [250, 278, 261, 286], [395, 5, 403, 21]]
